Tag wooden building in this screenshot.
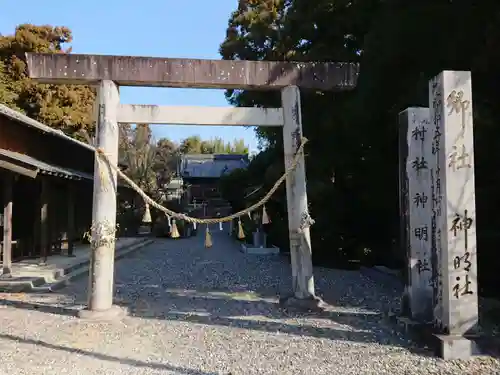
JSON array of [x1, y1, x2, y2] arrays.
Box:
[[180, 154, 248, 218], [181, 153, 249, 202], [0, 104, 96, 276]]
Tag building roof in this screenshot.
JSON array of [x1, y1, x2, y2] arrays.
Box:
[[181, 154, 249, 178], [0, 149, 93, 180], [0, 104, 98, 181], [0, 104, 95, 152], [182, 154, 249, 161]]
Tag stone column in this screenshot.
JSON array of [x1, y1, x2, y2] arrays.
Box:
[[429, 71, 479, 359], [399, 107, 434, 322], [280, 86, 322, 310], [78, 80, 126, 320]]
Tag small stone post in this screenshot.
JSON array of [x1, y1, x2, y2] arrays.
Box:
[[78, 80, 126, 320], [399, 107, 434, 321], [429, 71, 479, 359], [281, 86, 322, 310]]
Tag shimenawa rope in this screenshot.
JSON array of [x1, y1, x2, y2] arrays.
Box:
[[94, 137, 308, 225]]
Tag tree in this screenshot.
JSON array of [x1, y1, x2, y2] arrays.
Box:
[[219, 0, 369, 263], [219, 0, 500, 293], [179, 135, 202, 154], [119, 124, 159, 200], [0, 24, 96, 137], [179, 135, 249, 154], [232, 138, 249, 154], [155, 137, 180, 187]]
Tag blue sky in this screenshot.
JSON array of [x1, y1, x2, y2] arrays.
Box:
[[0, 0, 259, 151]]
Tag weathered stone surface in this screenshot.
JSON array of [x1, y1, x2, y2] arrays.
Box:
[[399, 107, 434, 322], [428, 71, 478, 337], [77, 305, 128, 321], [434, 334, 480, 360], [25, 53, 359, 91]]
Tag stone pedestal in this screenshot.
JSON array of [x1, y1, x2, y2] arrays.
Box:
[[429, 71, 479, 359], [78, 305, 128, 321], [252, 231, 267, 248], [241, 243, 279, 255], [434, 335, 480, 360], [138, 225, 151, 235]]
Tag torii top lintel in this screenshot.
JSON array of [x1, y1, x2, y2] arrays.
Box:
[[25, 53, 359, 91]]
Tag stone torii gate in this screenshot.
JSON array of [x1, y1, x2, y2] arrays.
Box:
[[26, 53, 359, 320]]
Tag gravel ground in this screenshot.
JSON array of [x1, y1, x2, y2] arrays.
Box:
[[0, 229, 498, 375]]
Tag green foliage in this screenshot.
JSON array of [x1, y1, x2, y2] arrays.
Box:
[[0, 24, 96, 136], [219, 0, 500, 296], [180, 135, 249, 154], [119, 124, 160, 200]]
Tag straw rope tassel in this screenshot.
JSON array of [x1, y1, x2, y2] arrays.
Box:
[[262, 205, 270, 224], [142, 202, 152, 223], [237, 219, 245, 240], [205, 226, 212, 248], [170, 219, 180, 238]]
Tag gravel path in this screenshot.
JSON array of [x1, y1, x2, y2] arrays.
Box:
[[0, 229, 498, 375]]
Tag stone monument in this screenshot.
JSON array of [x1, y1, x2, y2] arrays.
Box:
[[429, 71, 479, 359], [399, 107, 434, 322]]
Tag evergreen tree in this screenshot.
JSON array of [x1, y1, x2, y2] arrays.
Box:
[[0, 24, 95, 137]]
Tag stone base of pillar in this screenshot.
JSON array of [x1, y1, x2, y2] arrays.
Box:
[[279, 295, 326, 312], [434, 334, 480, 360], [77, 305, 128, 321], [391, 315, 486, 360]]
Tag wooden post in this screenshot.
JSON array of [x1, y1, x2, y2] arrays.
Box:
[[429, 71, 479, 359], [32, 189, 39, 258], [2, 173, 13, 277], [67, 182, 75, 257], [399, 107, 433, 322], [281, 86, 321, 309], [78, 80, 126, 320], [52, 187, 61, 254], [40, 178, 49, 264]]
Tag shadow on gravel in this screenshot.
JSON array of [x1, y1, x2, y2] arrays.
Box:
[[0, 298, 79, 317], [0, 332, 219, 375], [0, 236, 429, 357], [0, 288, 427, 356]]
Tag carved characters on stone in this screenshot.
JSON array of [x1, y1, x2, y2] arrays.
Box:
[[429, 71, 478, 335], [402, 107, 433, 321]]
